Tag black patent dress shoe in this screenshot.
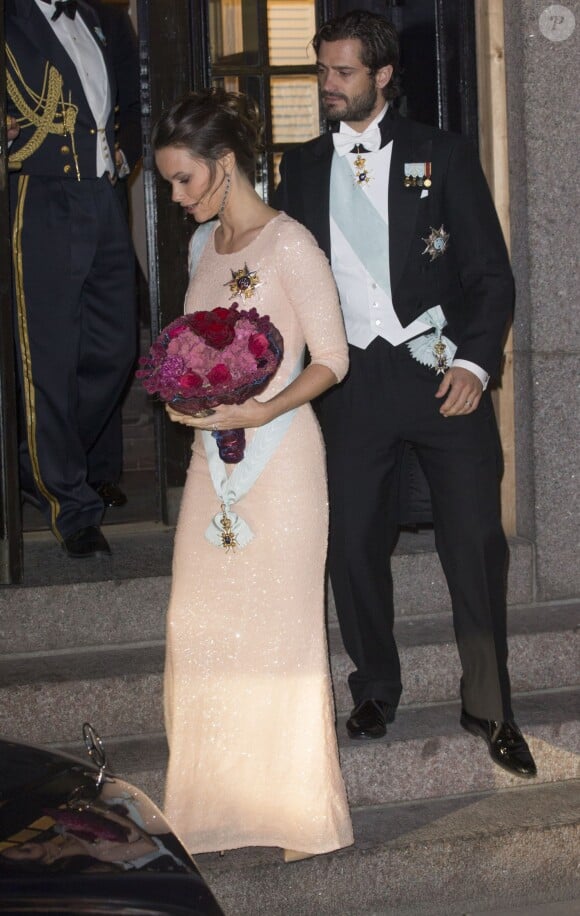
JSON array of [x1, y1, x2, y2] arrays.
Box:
[[96, 481, 127, 508], [346, 699, 393, 739], [62, 526, 111, 559], [460, 709, 537, 778]]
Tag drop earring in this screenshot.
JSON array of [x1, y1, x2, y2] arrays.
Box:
[[219, 172, 231, 217]]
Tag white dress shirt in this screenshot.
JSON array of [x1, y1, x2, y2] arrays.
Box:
[[330, 104, 488, 388], [35, 0, 114, 177]]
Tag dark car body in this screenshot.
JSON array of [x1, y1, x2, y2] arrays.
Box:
[[0, 732, 225, 916]]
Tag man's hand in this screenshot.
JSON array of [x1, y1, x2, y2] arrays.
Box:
[[435, 366, 483, 417], [6, 116, 20, 142]]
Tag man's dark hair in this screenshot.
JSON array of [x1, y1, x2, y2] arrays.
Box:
[[313, 10, 401, 100]]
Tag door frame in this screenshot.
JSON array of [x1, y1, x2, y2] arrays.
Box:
[[0, 0, 23, 584]]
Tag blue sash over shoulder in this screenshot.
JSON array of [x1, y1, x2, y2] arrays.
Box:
[[330, 154, 390, 295]]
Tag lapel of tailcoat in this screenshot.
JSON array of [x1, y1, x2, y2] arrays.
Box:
[[388, 114, 433, 299], [301, 133, 334, 262]]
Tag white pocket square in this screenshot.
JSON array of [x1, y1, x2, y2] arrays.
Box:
[[420, 189, 429, 199]]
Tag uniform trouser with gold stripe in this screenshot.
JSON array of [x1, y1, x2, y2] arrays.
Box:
[[10, 173, 137, 540]]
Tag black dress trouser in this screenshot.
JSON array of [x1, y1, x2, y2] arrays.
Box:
[[317, 336, 512, 723], [10, 174, 137, 540]]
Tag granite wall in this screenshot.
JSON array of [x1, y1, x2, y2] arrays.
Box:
[[504, 1, 580, 598]]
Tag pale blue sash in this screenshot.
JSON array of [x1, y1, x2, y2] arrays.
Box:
[[202, 355, 303, 549], [406, 306, 457, 369], [330, 153, 391, 296]]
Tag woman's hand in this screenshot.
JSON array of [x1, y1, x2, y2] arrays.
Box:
[[165, 398, 273, 430]]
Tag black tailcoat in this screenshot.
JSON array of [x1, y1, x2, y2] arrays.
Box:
[[276, 109, 515, 721], [277, 107, 514, 378]]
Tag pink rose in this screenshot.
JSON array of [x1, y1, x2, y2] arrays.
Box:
[[179, 370, 203, 393], [248, 333, 269, 358], [207, 363, 232, 385], [167, 319, 189, 339]]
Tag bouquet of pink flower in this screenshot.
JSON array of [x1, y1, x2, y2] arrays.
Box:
[[136, 303, 283, 463]]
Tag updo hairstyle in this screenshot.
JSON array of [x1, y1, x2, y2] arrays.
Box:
[[152, 87, 264, 183]]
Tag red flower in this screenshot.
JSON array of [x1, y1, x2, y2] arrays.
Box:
[[179, 370, 203, 392], [207, 363, 232, 385], [167, 319, 189, 339], [191, 308, 236, 350], [248, 333, 269, 358]]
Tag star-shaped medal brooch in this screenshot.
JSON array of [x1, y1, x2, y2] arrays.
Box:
[[422, 225, 450, 261], [225, 264, 260, 300]]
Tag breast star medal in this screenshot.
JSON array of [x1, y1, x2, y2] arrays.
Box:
[[422, 225, 450, 261], [225, 264, 260, 300], [352, 144, 372, 185]]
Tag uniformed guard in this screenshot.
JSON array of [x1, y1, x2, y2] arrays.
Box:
[[6, 0, 140, 557]]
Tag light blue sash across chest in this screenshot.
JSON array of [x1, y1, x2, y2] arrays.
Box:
[[330, 153, 456, 369], [330, 153, 390, 296]]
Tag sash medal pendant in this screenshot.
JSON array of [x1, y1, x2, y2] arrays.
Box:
[[352, 144, 372, 186], [219, 504, 237, 550], [432, 338, 449, 374]]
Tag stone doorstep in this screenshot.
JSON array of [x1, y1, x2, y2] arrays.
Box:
[[48, 688, 580, 812], [0, 604, 577, 745], [192, 781, 580, 916], [0, 535, 535, 650]]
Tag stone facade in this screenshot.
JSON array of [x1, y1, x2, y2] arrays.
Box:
[[504, 1, 580, 598]]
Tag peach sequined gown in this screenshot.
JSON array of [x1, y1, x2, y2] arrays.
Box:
[[163, 213, 353, 855]]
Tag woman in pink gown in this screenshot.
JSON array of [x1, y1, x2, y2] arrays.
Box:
[[153, 89, 353, 860]]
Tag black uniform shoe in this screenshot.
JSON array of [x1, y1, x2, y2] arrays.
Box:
[[460, 709, 537, 778], [96, 481, 127, 508], [62, 526, 111, 559], [346, 699, 394, 739]]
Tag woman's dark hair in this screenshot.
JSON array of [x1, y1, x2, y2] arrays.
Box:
[[313, 10, 401, 100], [152, 88, 263, 182]]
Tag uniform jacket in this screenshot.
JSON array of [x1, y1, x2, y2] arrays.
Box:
[[275, 106, 514, 379], [6, 0, 140, 179]]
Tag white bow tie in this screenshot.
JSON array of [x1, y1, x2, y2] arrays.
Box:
[[332, 126, 381, 157]]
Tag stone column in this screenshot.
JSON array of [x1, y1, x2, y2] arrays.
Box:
[[504, 1, 579, 598]]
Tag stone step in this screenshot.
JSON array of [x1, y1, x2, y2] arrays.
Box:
[[1, 534, 536, 650], [192, 780, 580, 916], [57, 687, 579, 813], [0, 604, 577, 746], [329, 602, 579, 711]]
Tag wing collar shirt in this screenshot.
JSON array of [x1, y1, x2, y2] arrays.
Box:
[[35, 0, 114, 178], [330, 103, 488, 388]]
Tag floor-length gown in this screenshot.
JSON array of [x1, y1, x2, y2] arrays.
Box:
[[163, 213, 353, 855]]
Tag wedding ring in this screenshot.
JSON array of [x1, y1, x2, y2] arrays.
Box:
[[212, 423, 218, 431], [465, 399, 472, 407]]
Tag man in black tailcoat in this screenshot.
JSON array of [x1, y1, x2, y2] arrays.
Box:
[[276, 10, 536, 777], [6, 0, 140, 556]]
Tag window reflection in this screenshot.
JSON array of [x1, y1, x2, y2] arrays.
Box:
[[271, 76, 319, 144], [268, 0, 316, 66], [207, 0, 320, 200], [209, 0, 259, 65]]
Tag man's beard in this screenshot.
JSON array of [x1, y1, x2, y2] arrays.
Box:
[[321, 81, 379, 123]]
